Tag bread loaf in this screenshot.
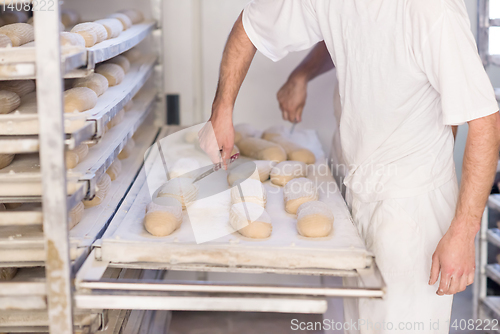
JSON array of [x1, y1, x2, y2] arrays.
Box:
[[0, 80, 35, 97], [60, 32, 86, 48], [227, 160, 276, 186], [96, 63, 125, 86], [296, 201, 334, 237], [68, 201, 84, 229], [117, 9, 144, 24], [0, 90, 20, 114], [0, 154, 14, 169], [270, 161, 307, 186], [61, 9, 80, 28], [106, 55, 130, 73], [94, 18, 123, 39], [73, 73, 109, 97], [71, 22, 107, 47], [106, 159, 122, 181], [0, 34, 11, 47], [0, 267, 17, 281], [118, 138, 135, 159], [283, 178, 318, 214], [230, 202, 272, 239], [64, 87, 98, 113], [65, 143, 89, 169], [231, 178, 267, 207], [269, 135, 315, 164], [2, 11, 28, 25], [0, 23, 34, 46], [157, 178, 199, 209], [83, 173, 111, 208], [5, 203, 21, 210], [144, 199, 183, 237], [107, 13, 132, 30], [238, 137, 286, 162]]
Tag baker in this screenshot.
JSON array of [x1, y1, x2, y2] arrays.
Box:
[[199, 0, 500, 333]]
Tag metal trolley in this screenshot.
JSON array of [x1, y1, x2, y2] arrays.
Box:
[[474, 0, 500, 329], [0, 0, 165, 332]]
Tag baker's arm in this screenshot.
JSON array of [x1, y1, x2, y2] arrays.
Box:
[[198, 13, 256, 166], [277, 41, 334, 123], [430, 111, 500, 295]]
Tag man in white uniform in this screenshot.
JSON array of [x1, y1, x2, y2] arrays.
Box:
[[199, 0, 500, 332]]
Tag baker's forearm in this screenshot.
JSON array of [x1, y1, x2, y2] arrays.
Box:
[[454, 112, 500, 234], [212, 13, 256, 116], [289, 41, 334, 82]]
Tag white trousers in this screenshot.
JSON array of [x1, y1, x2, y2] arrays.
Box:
[[343, 178, 459, 334]]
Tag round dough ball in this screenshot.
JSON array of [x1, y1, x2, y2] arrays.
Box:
[[157, 177, 199, 209], [144, 199, 183, 237], [296, 201, 334, 238], [270, 161, 307, 186], [283, 178, 318, 214], [230, 202, 272, 239]]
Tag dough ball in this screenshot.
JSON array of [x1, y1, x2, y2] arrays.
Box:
[[144, 199, 183, 237], [296, 201, 334, 238], [118, 138, 135, 160], [270, 161, 307, 186], [284, 178, 318, 214], [4, 203, 21, 210], [0, 267, 18, 281], [106, 159, 122, 181], [230, 202, 272, 239], [68, 201, 84, 229], [268, 135, 316, 164], [157, 177, 199, 209], [231, 178, 267, 207], [238, 137, 286, 163], [83, 173, 111, 208], [0, 154, 15, 169]]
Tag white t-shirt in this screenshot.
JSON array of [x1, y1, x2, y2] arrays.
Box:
[[243, 0, 499, 202]]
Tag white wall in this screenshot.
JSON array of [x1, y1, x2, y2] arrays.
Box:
[[163, 0, 499, 182]]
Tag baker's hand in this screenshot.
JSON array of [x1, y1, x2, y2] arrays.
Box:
[[198, 111, 234, 170], [429, 221, 476, 295], [277, 75, 307, 123]]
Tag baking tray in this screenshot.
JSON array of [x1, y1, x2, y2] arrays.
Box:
[[100, 127, 372, 273]]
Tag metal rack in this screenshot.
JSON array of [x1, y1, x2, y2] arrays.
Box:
[[0, 1, 164, 333], [475, 0, 500, 327]]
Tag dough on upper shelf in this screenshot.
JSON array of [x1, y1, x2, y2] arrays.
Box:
[[296, 201, 334, 238], [64, 87, 98, 113], [0, 154, 15, 169], [5, 203, 21, 210], [231, 178, 267, 207], [144, 199, 183, 237], [0, 23, 35, 46], [118, 138, 135, 160], [283, 178, 318, 214], [0, 34, 11, 47], [107, 13, 132, 30], [66, 143, 89, 169], [96, 63, 125, 86], [268, 135, 316, 164], [237, 137, 286, 163], [169, 157, 201, 179], [106, 159, 122, 181], [60, 32, 86, 48], [117, 9, 144, 24], [73, 73, 109, 97], [71, 22, 107, 46], [157, 177, 199, 209], [0, 267, 18, 281], [61, 9, 80, 28], [230, 202, 272, 239], [94, 18, 123, 39], [0, 80, 35, 97], [68, 201, 84, 229], [270, 161, 307, 186], [227, 160, 276, 185], [83, 173, 111, 208], [106, 55, 130, 73], [0, 90, 20, 114]]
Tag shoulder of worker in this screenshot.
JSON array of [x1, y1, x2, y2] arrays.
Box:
[[406, 0, 468, 27]]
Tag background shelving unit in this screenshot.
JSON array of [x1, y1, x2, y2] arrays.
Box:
[[475, 0, 500, 328], [0, 1, 165, 333]]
